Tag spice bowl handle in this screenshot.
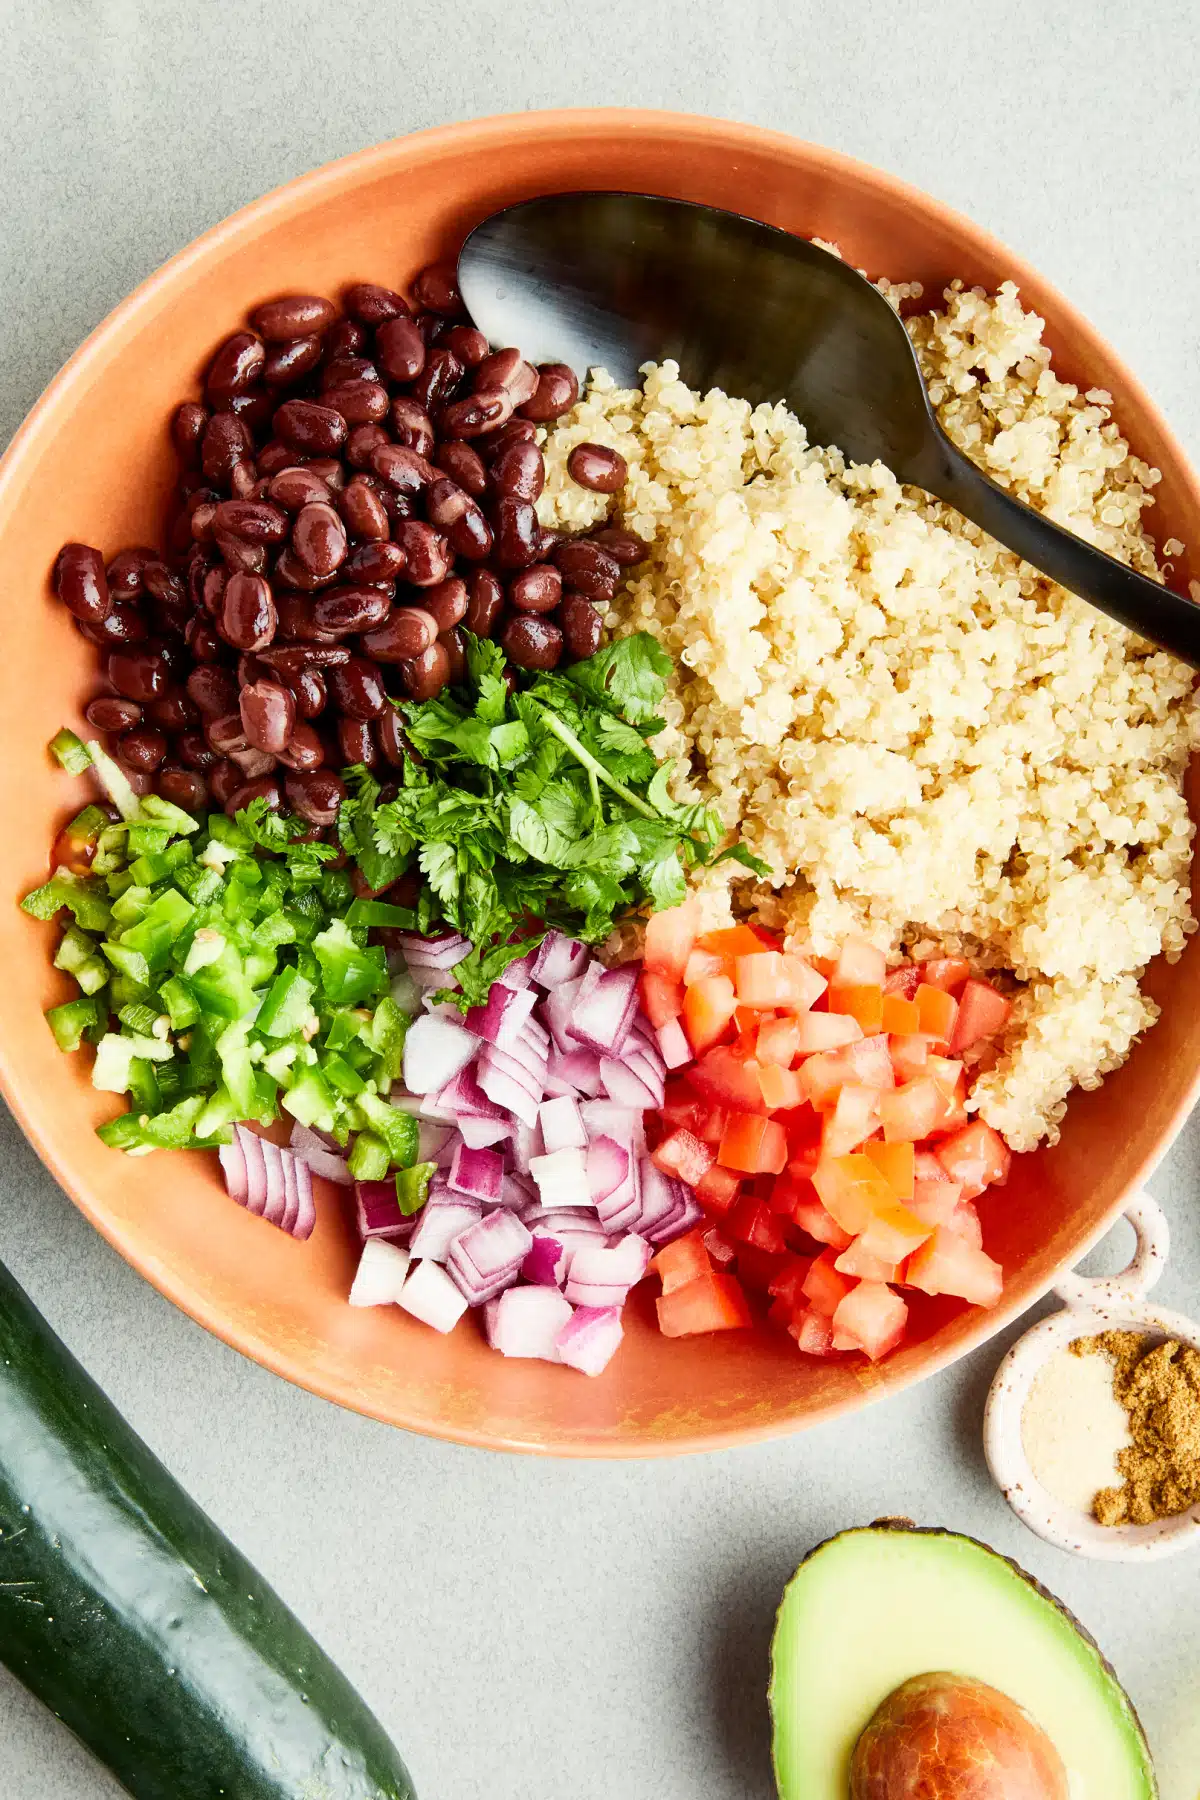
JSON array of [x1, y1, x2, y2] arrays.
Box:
[[1052, 1190, 1169, 1310]]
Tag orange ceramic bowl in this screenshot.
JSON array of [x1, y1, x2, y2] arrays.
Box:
[[1, 109, 1197, 1456]]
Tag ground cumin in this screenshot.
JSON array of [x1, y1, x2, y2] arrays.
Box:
[[1071, 1330, 1200, 1526]]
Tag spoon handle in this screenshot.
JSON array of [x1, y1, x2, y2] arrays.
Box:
[[922, 435, 1200, 669]]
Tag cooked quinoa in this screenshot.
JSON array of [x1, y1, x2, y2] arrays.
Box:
[[535, 279, 1200, 1151]]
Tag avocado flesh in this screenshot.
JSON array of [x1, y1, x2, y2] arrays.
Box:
[[770, 1525, 1156, 1800]]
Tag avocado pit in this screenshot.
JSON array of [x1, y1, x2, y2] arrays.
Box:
[[849, 1672, 1069, 1800]]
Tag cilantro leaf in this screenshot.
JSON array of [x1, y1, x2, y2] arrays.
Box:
[[561, 632, 672, 726]]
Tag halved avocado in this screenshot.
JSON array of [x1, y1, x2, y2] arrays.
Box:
[[769, 1522, 1156, 1799]]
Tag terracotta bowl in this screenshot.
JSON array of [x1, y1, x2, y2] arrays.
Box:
[[1, 109, 1197, 1456]]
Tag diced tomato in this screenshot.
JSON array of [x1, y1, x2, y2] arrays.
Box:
[[935, 1120, 1012, 1198], [690, 1047, 768, 1114], [699, 924, 775, 962], [820, 1083, 881, 1157], [758, 1063, 803, 1111], [732, 1004, 762, 1034], [828, 983, 884, 1034], [888, 1034, 932, 1082], [879, 1077, 945, 1143], [768, 1254, 815, 1309], [702, 1226, 738, 1268], [735, 951, 795, 1010], [696, 1105, 729, 1147], [650, 1228, 712, 1293], [790, 1194, 854, 1250], [832, 936, 888, 988], [798, 1051, 851, 1111], [908, 1178, 964, 1226], [684, 947, 727, 985], [644, 898, 699, 984], [51, 822, 98, 876], [921, 956, 971, 994], [652, 1128, 716, 1187], [727, 1197, 790, 1255], [949, 978, 1012, 1055], [782, 956, 828, 1011], [915, 984, 958, 1046], [694, 1164, 742, 1213], [656, 1270, 753, 1336], [925, 1059, 970, 1136], [642, 970, 684, 1028], [839, 1034, 896, 1090], [735, 1245, 781, 1290], [864, 1140, 915, 1201], [905, 1229, 1002, 1307], [883, 963, 922, 999], [854, 1198, 932, 1265], [789, 1306, 836, 1356], [786, 1142, 822, 1184], [793, 1011, 864, 1055], [683, 975, 737, 1054], [720, 1113, 788, 1175], [802, 1247, 857, 1316], [947, 1199, 984, 1250], [834, 1238, 899, 1282], [758, 1016, 801, 1067], [880, 993, 921, 1036], [812, 1154, 894, 1235], [659, 1085, 703, 1133], [831, 1282, 909, 1361]]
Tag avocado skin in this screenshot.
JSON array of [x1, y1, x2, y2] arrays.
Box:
[[0, 1257, 416, 1799], [769, 1518, 1157, 1799]]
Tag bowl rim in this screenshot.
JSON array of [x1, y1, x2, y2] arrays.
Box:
[[2, 106, 1199, 1456]]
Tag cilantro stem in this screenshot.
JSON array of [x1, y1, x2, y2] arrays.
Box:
[[534, 705, 663, 822]]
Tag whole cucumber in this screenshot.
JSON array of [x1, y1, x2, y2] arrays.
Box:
[[0, 1259, 415, 1799]]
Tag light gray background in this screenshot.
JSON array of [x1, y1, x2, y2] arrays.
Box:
[[5, 3, 1200, 1795]]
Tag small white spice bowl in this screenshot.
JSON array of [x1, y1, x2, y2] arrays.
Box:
[[984, 1192, 1200, 1561]]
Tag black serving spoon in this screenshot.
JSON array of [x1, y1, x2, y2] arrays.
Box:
[[459, 191, 1200, 668]]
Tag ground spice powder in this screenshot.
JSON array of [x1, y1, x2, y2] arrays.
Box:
[[1072, 1330, 1200, 1526]]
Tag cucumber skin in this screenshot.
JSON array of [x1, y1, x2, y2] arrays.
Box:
[[0, 1260, 415, 1800]]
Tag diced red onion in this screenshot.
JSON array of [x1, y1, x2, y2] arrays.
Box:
[[464, 983, 538, 1051], [448, 1141, 504, 1204], [509, 1117, 545, 1175], [657, 1017, 692, 1070], [599, 1056, 661, 1110], [477, 1060, 541, 1130], [288, 1120, 353, 1186], [219, 1133, 248, 1204], [623, 1051, 665, 1107], [356, 1179, 413, 1241], [650, 1191, 704, 1247], [396, 931, 471, 969], [626, 1023, 667, 1078], [541, 973, 586, 1053], [349, 1238, 411, 1306], [564, 1234, 651, 1305], [293, 1159, 315, 1241], [259, 1139, 290, 1228], [435, 1067, 512, 1147], [526, 1206, 607, 1237], [521, 1235, 566, 1286], [498, 948, 537, 990], [417, 1120, 456, 1164], [501, 1170, 537, 1212], [585, 1135, 630, 1204], [555, 1305, 624, 1376], [281, 1152, 300, 1236], [238, 1127, 268, 1217], [633, 1158, 681, 1238], [523, 1016, 550, 1053], [389, 966, 421, 1014], [567, 965, 639, 1053], [538, 1095, 587, 1153], [485, 1285, 574, 1360], [399, 1259, 469, 1332], [529, 930, 589, 988], [579, 1099, 646, 1153], [480, 1037, 547, 1097], [408, 1196, 482, 1262], [447, 1210, 533, 1303], [543, 1044, 605, 1097], [402, 1012, 480, 1095], [528, 1146, 592, 1211]]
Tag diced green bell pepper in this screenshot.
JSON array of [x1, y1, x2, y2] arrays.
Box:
[[312, 919, 387, 1007], [280, 1066, 337, 1134], [354, 1091, 419, 1168], [256, 965, 315, 1039], [347, 1131, 389, 1181], [45, 997, 103, 1053], [395, 1161, 437, 1215], [159, 975, 200, 1031], [49, 728, 92, 775]]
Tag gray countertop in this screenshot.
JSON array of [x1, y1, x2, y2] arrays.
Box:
[[5, 4, 1200, 1795]]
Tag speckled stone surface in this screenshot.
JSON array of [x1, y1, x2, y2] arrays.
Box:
[[5, 4, 1200, 1795]]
